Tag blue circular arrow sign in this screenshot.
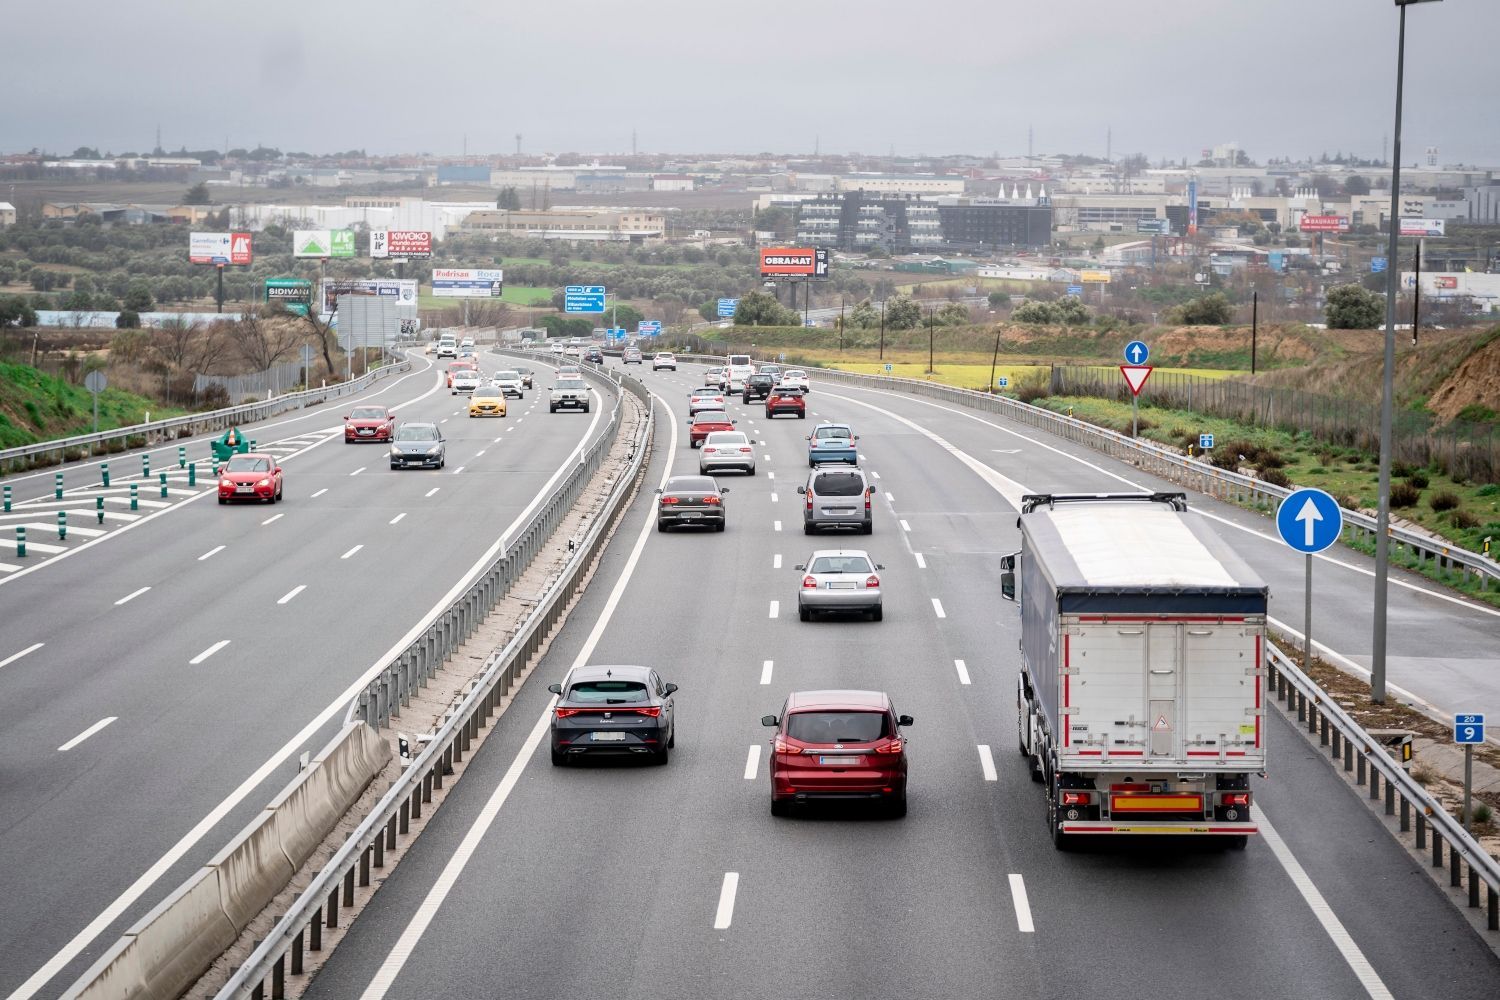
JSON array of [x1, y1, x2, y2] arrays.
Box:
[[1124, 340, 1149, 364], [1275, 488, 1343, 554]]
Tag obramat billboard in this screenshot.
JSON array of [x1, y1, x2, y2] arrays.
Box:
[[759, 247, 829, 277]]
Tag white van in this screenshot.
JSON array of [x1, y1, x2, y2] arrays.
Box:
[[724, 355, 755, 393], [437, 335, 457, 359]]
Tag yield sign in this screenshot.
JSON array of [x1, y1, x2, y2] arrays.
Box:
[[1120, 364, 1153, 396]]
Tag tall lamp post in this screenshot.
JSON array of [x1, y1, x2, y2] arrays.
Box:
[[1372, 0, 1441, 704]]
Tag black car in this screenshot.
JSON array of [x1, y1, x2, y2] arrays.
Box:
[[742, 372, 776, 402], [656, 475, 729, 532], [585, 348, 604, 363], [516, 367, 535, 389], [389, 422, 446, 469], [548, 665, 677, 765]]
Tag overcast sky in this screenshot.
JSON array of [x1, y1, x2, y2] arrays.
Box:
[[3, 0, 1495, 166]]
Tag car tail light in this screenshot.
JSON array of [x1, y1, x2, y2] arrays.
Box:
[[703, 447, 716, 454], [874, 740, 903, 754], [659, 496, 679, 505], [865, 491, 872, 511], [554, 707, 585, 718], [703, 495, 722, 505], [806, 493, 813, 511], [634, 706, 662, 718], [802, 575, 818, 589], [1061, 791, 1093, 807], [1222, 792, 1251, 807], [740, 447, 752, 454], [774, 737, 796, 754], [865, 575, 880, 589], [714, 396, 723, 403]]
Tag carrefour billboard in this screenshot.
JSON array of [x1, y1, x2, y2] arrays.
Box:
[[189, 231, 253, 265]]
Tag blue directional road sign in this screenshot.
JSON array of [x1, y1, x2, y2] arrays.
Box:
[[637, 320, 661, 336], [883, 364, 893, 373], [565, 285, 606, 313], [996, 376, 1009, 388], [1199, 433, 1214, 450], [1275, 488, 1343, 554], [1066, 285, 1084, 297], [1371, 257, 1388, 274], [608, 328, 627, 341], [1124, 340, 1150, 365], [1455, 714, 1485, 744], [716, 298, 739, 318]]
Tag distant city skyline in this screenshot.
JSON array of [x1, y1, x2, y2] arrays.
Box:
[[2, 0, 1495, 167]]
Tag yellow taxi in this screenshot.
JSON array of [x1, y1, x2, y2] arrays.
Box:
[[469, 384, 508, 417]]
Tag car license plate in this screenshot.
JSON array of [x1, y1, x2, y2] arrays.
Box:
[[358, 428, 372, 435], [819, 756, 859, 766], [591, 732, 626, 742], [236, 486, 253, 493], [679, 511, 701, 519], [828, 581, 857, 589]]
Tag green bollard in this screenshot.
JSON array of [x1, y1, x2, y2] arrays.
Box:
[[188, 462, 196, 487], [141, 453, 150, 478], [96, 496, 105, 524], [250, 439, 258, 451], [57, 510, 66, 540], [2, 484, 10, 512], [101, 461, 110, 488], [130, 483, 138, 511], [159, 472, 168, 499], [178, 446, 186, 468], [55, 471, 64, 500], [16, 525, 25, 558]]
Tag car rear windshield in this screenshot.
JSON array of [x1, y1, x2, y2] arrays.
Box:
[[350, 407, 386, 419], [555, 379, 586, 389], [396, 425, 437, 441], [226, 457, 271, 472], [813, 473, 864, 496], [772, 386, 804, 396], [810, 554, 873, 574], [667, 477, 717, 493], [814, 426, 850, 440], [705, 432, 748, 445], [473, 387, 502, 397], [693, 388, 722, 396], [694, 412, 730, 423], [568, 680, 649, 704], [787, 711, 886, 743]]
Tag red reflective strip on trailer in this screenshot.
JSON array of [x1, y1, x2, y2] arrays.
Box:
[[1187, 751, 1247, 757], [1074, 750, 1102, 756], [1063, 633, 1070, 747], [1074, 616, 1249, 623], [1254, 634, 1263, 748]]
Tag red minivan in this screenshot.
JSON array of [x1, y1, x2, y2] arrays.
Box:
[[762, 690, 912, 817]]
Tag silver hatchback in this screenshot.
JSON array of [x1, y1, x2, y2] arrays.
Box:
[[699, 431, 757, 475], [796, 549, 884, 621]]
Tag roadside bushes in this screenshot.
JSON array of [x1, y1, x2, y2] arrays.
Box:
[[1429, 490, 1461, 512], [1389, 481, 1421, 508]]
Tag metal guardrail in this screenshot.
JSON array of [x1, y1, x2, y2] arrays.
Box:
[[670, 353, 1500, 593], [215, 369, 653, 1000], [1266, 641, 1500, 931], [0, 358, 412, 476]]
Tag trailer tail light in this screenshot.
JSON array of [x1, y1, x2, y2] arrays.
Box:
[[1222, 792, 1251, 808], [1061, 791, 1092, 807]]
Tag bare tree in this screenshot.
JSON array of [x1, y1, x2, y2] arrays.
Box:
[[232, 309, 304, 372]]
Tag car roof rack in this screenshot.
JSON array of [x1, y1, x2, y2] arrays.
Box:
[[1020, 492, 1188, 515]]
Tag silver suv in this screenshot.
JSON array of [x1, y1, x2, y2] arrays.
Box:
[[798, 465, 876, 535]]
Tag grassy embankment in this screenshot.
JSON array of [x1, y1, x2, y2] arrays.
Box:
[[0, 362, 185, 450]]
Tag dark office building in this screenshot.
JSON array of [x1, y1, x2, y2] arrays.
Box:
[[935, 201, 1053, 250], [796, 191, 1052, 252]]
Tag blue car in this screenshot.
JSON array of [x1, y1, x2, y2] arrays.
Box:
[[807, 423, 859, 467]]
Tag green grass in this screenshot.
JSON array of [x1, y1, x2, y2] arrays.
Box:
[[0, 363, 185, 450], [418, 286, 553, 310]]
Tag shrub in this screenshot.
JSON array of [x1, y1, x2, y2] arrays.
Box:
[[1392, 461, 1414, 478], [1335, 494, 1362, 510], [1015, 382, 1051, 404], [1450, 509, 1480, 529], [1389, 481, 1420, 508], [1406, 472, 1429, 489], [1429, 490, 1461, 512], [1309, 467, 1327, 475], [1477, 484, 1499, 497], [1318, 451, 1339, 466], [1476, 803, 1494, 825], [1209, 449, 1241, 471], [1253, 450, 1287, 470], [1344, 453, 1362, 464], [1259, 468, 1292, 488]]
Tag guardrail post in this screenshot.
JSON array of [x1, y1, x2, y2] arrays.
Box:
[[373, 829, 385, 868], [1400, 796, 1410, 832], [16, 526, 25, 558], [399, 796, 410, 834], [177, 446, 186, 468], [1384, 780, 1395, 815], [386, 814, 397, 852], [141, 453, 149, 478], [291, 930, 304, 975], [410, 785, 422, 820], [1469, 865, 1481, 908], [55, 471, 64, 500], [1433, 829, 1444, 869], [100, 462, 109, 487], [1489, 886, 1498, 931], [359, 845, 371, 888], [2, 485, 9, 512], [96, 496, 104, 524], [326, 886, 339, 928], [1369, 767, 1380, 801], [1319, 715, 1329, 746], [310, 906, 323, 951], [57, 511, 66, 540], [1356, 753, 1366, 785], [1451, 849, 1462, 888], [342, 867, 354, 907], [188, 462, 196, 487], [1416, 812, 1427, 849], [272, 952, 285, 999], [159, 471, 168, 499]]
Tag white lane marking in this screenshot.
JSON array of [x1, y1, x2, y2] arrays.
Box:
[[884, 491, 895, 504], [341, 545, 364, 560], [769, 600, 779, 619], [277, 585, 306, 605], [189, 640, 230, 665], [0, 642, 44, 671], [978, 744, 998, 781], [900, 519, 912, 533], [1259, 811, 1393, 998], [349, 467, 365, 476], [507, 426, 515, 433], [424, 488, 441, 498], [760, 660, 774, 685], [932, 598, 946, 619], [763, 454, 771, 462], [914, 552, 927, 569], [452, 466, 465, 475], [311, 488, 328, 498], [261, 513, 283, 525], [767, 471, 775, 480], [475, 450, 486, 458], [713, 873, 740, 930], [356, 386, 667, 1000], [773, 553, 782, 569], [774, 520, 782, 532], [389, 513, 407, 525], [493, 436, 503, 443], [870, 470, 881, 479], [1008, 874, 1035, 933], [198, 545, 225, 561], [114, 587, 150, 606], [744, 746, 761, 780], [955, 659, 971, 685], [770, 493, 779, 503], [58, 717, 117, 753], [439, 418, 448, 424]]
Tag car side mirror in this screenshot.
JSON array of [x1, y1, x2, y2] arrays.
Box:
[[730, 420, 736, 425], [875, 564, 885, 570], [898, 714, 914, 727], [796, 486, 806, 495], [654, 488, 663, 494], [547, 683, 562, 695], [686, 418, 693, 424], [868, 485, 877, 493], [342, 415, 350, 420], [663, 682, 679, 696], [720, 488, 730, 494], [1000, 571, 1016, 602], [853, 435, 860, 441], [794, 564, 805, 571], [761, 715, 779, 727]]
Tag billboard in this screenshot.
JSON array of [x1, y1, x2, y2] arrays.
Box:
[[189, 231, 253, 266], [759, 247, 830, 278], [1399, 218, 1446, 238], [1136, 218, 1171, 235], [319, 278, 418, 315], [1434, 275, 1459, 289], [293, 230, 355, 258], [370, 230, 433, 259], [264, 277, 313, 316], [431, 268, 504, 298], [1299, 215, 1350, 234], [1079, 269, 1112, 283]]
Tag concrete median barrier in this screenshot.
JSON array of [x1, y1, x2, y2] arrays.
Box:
[[272, 722, 391, 870]]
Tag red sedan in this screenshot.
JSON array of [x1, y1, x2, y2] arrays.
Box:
[[762, 690, 912, 817], [765, 386, 806, 419], [217, 453, 284, 504], [344, 405, 395, 443], [687, 410, 735, 449], [446, 361, 477, 388]]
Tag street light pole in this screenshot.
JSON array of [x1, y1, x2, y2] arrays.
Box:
[[879, 300, 885, 361], [1372, 0, 1440, 704], [927, 306, 934, 376]]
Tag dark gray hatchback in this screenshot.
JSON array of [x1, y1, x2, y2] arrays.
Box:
[[548, 665, 677, 765]]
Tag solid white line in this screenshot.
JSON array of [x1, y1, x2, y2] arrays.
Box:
[[955, 659, 971, 685], [932, 598, 946, 619], [769, 600, 779, 619], [277, 585, 306, 605], [760, 660, 774, 685], [475, 450, 486, 457], [1259, 811, 1393, 998], [198, 545, 224, 561], [261, 513, 283, 525], [114, 587, 150, 606], [424, 487, 440, 498], [349, 467, 365, 476], [389, 513, 407, 525], [773, 520, 782, 532], [189, 640, 229, 665], [0, 642, 44, 671], [914, 552, 927, 569], [900, 519, 912, 533], [452, 466, 465, 475], [978, 744, 998, 781], [743, 745, 760, 780], [341, 545, 363, 560], [713, 873, 740, 930], [1008, 874, 1035, 933], [770, 492, 778, 503], [772, 553, 782, 569], [311, 488, 328, 498], [57, 717, 117, 753]]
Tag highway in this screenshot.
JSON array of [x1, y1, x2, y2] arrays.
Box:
[[0, 351, 620, 998], [299, 358, 1500, 1000]]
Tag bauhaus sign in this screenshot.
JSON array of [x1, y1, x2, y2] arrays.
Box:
[[760, 247, 830, 278]]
